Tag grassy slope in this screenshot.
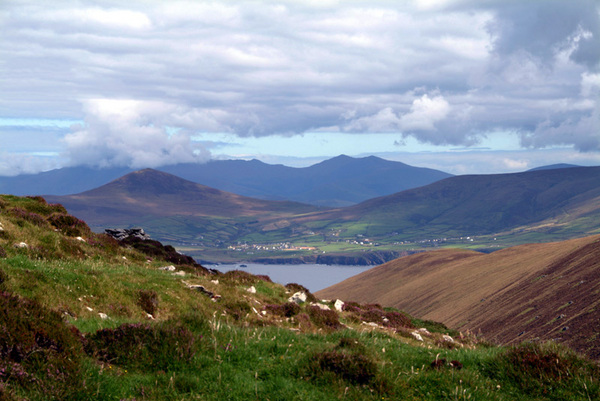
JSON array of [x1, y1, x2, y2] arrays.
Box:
[[317, 235, 600, 360], [1, 195, 599, 400]]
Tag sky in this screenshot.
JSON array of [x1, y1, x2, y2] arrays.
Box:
[[1, 0, 599, 176]]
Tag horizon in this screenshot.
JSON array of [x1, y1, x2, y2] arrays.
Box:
[[1, 1, 599, 176]]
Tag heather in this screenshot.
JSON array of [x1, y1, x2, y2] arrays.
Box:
[[0, 195, 598, 400]]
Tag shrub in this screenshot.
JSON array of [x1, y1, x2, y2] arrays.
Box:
[[221, 270, 258, 284], [307, 306, 341, 331], [0, 248, 5, 259], [223, 299, 252, 321], [47, 213, 91, 237], [309, 350, 377, 385], [383, 310, 414, 329], [0, 291, 83, 399], [0, 270, 7, 288], [488, 342, 600, 397], [84, 322, 196, 371], [9, 208, 48, 228], [265, 302, 301, 318], [137, 289, 159, 316]]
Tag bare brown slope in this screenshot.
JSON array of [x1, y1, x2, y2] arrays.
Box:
[[316, 235, 600, 358]]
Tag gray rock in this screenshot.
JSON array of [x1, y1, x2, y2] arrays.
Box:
[[105, 228, 151, 241], [288, 291, 307, 304]]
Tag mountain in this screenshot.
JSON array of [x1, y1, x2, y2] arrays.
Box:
[[528, 163, 580, 171], [289, 165, 600, 241], [316, 234, 600, 360], [161, 155, 452, 207], [0, 155, 452, 206], [44, 169, 321, 237], [0, 166, 132, 196], [45, 165, 600, 256]]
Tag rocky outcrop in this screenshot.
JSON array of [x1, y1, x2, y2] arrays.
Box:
[[105, 228, 151, 241]]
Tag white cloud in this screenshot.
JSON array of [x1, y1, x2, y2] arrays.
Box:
[[62, 99, 211, 168], [399, 94, 451, 131], [0, 0, 599, 175]]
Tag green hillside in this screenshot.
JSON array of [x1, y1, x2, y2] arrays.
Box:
[[1, 195, 599, 400]]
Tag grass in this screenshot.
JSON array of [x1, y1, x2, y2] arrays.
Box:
[[1, 195, 600, 400]]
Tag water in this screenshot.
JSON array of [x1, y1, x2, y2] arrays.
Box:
[[208, 263, 374, 293]]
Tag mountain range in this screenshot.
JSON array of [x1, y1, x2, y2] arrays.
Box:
[[316, 234, 600, 360], [0, 155, 452, 207], [43, 164, 600, 257]]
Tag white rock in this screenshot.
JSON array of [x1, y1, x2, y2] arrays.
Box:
[[334, 299, 345, 312], [14, 242, 28, 249], [76, 236, 86, 242], [411, 331, 424, 342], [211, 280, 219, 284], [86, 306, 93, 312], [146, 313, 155, 320], [417, 328, 431, 335], [442, 334, 454, 343], [247, 286, 257, 294], [288, 291, 307, 304], [98, 313, 108, 319], [172, 271, 186, 276], [159, 265, 177, 271], [310, 302, 330, 311]]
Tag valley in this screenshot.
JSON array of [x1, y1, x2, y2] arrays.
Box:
[[40, 163, 600, 264]]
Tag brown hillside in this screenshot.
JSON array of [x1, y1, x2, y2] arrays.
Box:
[[316, 235, 600, 359]]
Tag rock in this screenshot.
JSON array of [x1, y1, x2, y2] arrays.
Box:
[[411, 331, 424, 342], [98, 313, 108, 319], [159, 265, 177, 271], [183, 281, 220, 300], [76, 236, 86, 242], [105, 228, 151, 241], [86, 306, 93, 312], [0, 223, 4, 231], [288, 291, 307, 304], [417, 328, 431, 335], [442, 334, 454, 343], [247, 286, 257, 294], [146, 313, 155, 320], [172, 271, 186, 276], [334, 299, 344, 312], [211, 280, 219, 284], [310, 302, 330, 311], [14, 242, 28, 249]]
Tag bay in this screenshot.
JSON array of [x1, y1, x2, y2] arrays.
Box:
[[208, 263, 374, 293]]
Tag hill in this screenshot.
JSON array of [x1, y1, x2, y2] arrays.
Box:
[[288, 165, 600, 241], [1, 194, 599, 400], [44, 169, 322, 241], [0, 155, 452, 207], [316, 234, 600, 359]]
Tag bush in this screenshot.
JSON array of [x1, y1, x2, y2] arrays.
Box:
[[265, 302, 301, 318], [307, 306, 341, 331], [9, 208, 48, 228], [488, 342, 600, 397], [309, 350, 377, 385], [0, 291, 83, 399], [84, 322, 197, 371], [223, 299, 252, 321], [47, 213, 91, 237], [137, 289, 159, 316]]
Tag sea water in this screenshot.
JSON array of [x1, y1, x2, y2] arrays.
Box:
[[208, 263, 374, 293]]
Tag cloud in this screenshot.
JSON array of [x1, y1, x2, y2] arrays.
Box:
[[62, 99, 210, 168], [0, 0, 599, 172]]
